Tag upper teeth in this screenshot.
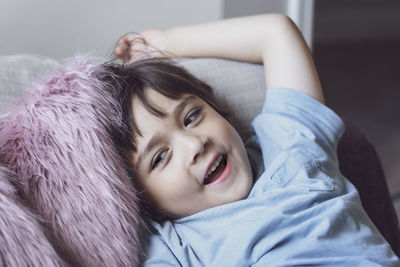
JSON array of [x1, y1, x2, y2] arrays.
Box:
[[206, 155, 223, 178]]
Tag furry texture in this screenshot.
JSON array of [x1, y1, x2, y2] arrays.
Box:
[[0, 57, 141, 266], [0, 165, 67, 267]]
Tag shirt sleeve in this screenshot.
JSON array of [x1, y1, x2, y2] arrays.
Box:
[[251, 88, 345, 168]]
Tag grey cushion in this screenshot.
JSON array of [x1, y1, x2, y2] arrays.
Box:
[[0, 55, 266, 140], [0, 54, 60, 115]]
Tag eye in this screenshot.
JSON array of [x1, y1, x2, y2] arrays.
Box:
[[184, 107, 202, 127], [151, 149, 168, 169]]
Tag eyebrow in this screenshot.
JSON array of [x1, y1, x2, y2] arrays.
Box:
[[136, 95, 198, 167]]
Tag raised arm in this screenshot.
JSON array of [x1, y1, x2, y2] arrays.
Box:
[[115, 14, 324, 103]]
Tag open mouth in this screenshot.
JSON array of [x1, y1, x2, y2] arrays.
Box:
[[203, 154, 228, 185]]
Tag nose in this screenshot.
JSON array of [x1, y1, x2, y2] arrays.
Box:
[[174, 132, 209, 165]]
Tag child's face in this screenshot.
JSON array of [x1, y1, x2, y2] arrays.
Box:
[[131, 89, 253, 218]]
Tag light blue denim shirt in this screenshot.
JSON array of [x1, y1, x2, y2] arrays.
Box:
[[142, 88, 399, 266]]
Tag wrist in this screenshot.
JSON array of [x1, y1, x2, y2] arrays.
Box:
[[142, 29, 169, 56]]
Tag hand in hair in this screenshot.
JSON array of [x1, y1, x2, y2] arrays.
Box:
[[115, 14, 323, 103], [114, 30, 166, 63]]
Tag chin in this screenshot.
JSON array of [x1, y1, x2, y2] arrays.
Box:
[[231, 177, 253, 202], [240, 181, 253, 199]]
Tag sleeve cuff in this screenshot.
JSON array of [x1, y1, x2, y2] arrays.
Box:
[[262, 88, 345, 151]]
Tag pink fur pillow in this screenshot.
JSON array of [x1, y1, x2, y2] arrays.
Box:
[[0, 164, 67, 266], [0, 57, 141, 266]]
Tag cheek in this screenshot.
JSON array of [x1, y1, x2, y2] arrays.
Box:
[[144, 166, 197, 204], [214, 119, 242, 145]]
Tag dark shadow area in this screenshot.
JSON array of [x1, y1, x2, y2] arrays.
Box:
[[313, 0, 400, 220]]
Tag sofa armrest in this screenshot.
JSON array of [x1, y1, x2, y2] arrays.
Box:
[[338, 119, 400, 256]]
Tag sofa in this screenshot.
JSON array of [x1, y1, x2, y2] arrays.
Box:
[[0, 54, 399, 265]]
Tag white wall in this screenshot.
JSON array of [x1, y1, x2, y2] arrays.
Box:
[[0, 0, 313, 59], [224, 0, 314, 49], [223, 0, 285, 17], [0, 0, 223, 59]]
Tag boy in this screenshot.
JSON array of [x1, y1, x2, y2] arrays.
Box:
[[112, 14, 399, 266]]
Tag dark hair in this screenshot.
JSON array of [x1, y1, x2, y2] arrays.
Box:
[[100, 58, 226, 221]]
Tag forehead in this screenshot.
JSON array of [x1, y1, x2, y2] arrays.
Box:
[[131, 89, 188, 131], [131, 90, 199, 159], [132, 89, 180, 117], [132, 90, 174, 139]]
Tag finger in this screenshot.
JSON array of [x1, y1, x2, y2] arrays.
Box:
[[114, 38, 130, 58], [124, 32, 143, 42], [123, 44, 133, 63], [114, 45, 124, 57]]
